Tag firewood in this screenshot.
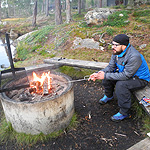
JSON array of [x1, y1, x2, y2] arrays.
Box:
[[29, 87, 36, 93], [43, 78, 49, 95]]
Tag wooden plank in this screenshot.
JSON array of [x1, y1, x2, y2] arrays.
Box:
[[127, 137, 150, 150], [25, 64, 60, 72], [44, 57, 109, 70], [133, 86, 150, 116]]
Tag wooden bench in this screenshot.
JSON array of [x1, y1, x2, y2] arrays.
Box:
[[133, 86, 150, 117], [44, 57, 150, 117], [44, 57, 108, 70]]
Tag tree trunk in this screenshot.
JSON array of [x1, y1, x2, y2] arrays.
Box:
[[81, 0, 85, 10], [66, 0, 71, 23], [94, 0, 97, 7], [91, 0, 94, 7], [99, 0, 102, 8], [42, 0, 46, 13], [128, 0, 134, 6], [32, 0, 37, 27], [55, 0, 62, 25], [78, 0, 81, 14], [0, 0, 1, 21], [13, 5, 15, 17], [62, 0, 66, 11], [46, 0, 49, 16]]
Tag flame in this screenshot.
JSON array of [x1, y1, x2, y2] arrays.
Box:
[[30, 71, 52, 94]]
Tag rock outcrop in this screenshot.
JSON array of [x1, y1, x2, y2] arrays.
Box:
[[84, 8, 117, 25], [71, 37, 104, 51]]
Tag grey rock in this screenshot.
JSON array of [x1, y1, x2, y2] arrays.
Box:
[[72, 37, 103, 50], [139, 44, 147, 49], [84, 8, 117, 25]]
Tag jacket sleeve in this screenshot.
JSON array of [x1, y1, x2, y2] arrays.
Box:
[[105, 54, 142, 80], [101, 55, 116, 73]]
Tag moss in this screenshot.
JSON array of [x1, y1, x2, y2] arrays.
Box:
[[59, 66, 94, 79]]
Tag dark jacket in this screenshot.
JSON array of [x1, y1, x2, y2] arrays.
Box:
[[102, 44, 150, 82]]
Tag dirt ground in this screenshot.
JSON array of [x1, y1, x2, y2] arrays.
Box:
[[0, 80, 145, 150]]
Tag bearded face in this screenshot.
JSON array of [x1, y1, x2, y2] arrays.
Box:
[[112, 42, 124, 55]]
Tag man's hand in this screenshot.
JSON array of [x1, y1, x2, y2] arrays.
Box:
[[88, 71, 105, 81], [96, 71, 105, 80], [88, 73, 97, 81]]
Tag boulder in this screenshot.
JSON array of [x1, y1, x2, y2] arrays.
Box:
[[10, 29, 18, 39], [139, 44, 147, 49], [0, 21, 8, 25], [71, 37, 104, 50], [84, 8, 117, 25], [12, 30, 37, 47]]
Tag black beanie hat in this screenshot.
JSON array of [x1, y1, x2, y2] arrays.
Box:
[[113, 34, 129, 46]]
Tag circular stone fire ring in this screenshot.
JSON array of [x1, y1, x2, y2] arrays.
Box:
[[0, 71, 74, 135]]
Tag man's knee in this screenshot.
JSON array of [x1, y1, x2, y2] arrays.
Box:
[[102, 79, 115, 86], [115, 81, 127, 92]]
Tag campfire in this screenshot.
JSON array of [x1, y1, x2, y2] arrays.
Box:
[[29, 71, 52, 95], [5, 71, 70, 102]]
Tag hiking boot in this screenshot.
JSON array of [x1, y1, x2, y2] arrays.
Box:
[[111, 112, 130, 122], [99, 95, 113, 104]]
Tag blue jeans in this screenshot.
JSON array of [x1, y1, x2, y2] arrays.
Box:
[[102, 77, 148, 115]]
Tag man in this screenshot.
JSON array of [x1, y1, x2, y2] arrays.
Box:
[[88, 34, 150, 122]]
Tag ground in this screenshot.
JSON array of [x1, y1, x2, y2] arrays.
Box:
[[0, 80, 145, 150]]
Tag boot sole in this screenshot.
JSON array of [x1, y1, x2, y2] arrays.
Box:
[[99, 100, 107, 105]]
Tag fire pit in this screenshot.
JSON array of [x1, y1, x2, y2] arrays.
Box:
[[0, 70, 74, 135]]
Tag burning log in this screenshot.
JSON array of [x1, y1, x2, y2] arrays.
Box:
[[43, 78, 49, 95], [30, 81, 42, 93], [29, 87, 36, 93], [29, 71, 52, 95], [29, 81, 41, 94]]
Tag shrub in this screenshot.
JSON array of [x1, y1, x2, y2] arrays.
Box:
[[133, 10, 150, 17], [16, 42, 30, 60], [103, 10, 130, 27], [135, 17, 150, 23], [16, 42, 42, 60], [106, 27, 116, 36], [24, 25, 55, 45]]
